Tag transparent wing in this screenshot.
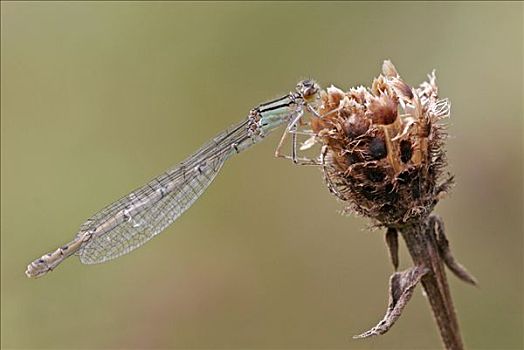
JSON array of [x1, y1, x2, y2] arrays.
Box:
[[76, 119, 251, 264], [78, 157, 225, 264]]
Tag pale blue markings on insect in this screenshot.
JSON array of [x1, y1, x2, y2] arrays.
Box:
[[258, 96, 298, 134]]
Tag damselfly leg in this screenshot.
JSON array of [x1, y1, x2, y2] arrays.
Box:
[[274, 108, 321, 166]]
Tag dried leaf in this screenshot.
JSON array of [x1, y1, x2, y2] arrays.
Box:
[[385, 227, 399, 270], [430, 215, 478, 286], [353, 265, 429, 339]]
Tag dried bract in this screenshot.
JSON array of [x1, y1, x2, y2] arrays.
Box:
[[312, 60, 453, 227]]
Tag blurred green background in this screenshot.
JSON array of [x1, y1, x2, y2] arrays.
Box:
[[1, 2, 522, 349]]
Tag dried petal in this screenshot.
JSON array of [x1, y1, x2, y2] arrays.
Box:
[[300, 135, 317, 151], [367, 94, 398, 125], [382, 60, 399, 78]]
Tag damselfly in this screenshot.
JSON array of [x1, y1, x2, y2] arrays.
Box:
[[26, 80, 322, 278]]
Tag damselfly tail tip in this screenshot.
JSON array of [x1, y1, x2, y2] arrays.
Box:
[[25, 258, 49, 278], [26, 238, 83, 278]]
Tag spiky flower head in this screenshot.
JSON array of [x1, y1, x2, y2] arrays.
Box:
[[312, 61, 453, 228]]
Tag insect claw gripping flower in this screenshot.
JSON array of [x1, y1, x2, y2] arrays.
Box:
[[312, 60, 453, 228]]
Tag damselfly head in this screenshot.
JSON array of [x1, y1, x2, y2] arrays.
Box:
[[296, 79, 320, 102]]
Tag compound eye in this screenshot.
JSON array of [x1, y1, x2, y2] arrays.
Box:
[[297, 79, 311, 89], [297, 79, 319, 100]]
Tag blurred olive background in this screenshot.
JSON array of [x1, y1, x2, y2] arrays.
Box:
[[1, 2, 522, 349]]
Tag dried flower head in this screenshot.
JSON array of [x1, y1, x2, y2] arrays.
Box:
[[312, 61, 453, 227]]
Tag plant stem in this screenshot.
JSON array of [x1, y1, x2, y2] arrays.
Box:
[[399, 217, 464, 350]]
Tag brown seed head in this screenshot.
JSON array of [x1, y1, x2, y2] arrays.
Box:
[[313, 61, 453, 227]]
